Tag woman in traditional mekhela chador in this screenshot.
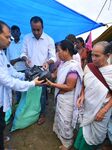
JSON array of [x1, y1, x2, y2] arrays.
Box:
[[74, 41, 112, 150], [46, 40, 83, 150]]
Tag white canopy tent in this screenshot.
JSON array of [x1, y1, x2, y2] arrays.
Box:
[[57, 0, 112, 40]]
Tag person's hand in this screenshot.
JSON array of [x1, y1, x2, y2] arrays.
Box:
[[46, 78, 54, 86], [25, 59, 32, 68], [10, 60, 17, 66], [43, 62, 49, 70], [33, 77, 44, 86], [95, 108, 107, 121], [77, 95, 84, 108]]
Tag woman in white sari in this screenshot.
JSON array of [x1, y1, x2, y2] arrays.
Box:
[[74, 41, 112, 150], [46, 40, 83, 150]]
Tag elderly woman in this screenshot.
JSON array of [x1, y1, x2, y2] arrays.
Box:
[[74, 41, 112, 150], [46, 40, 83, 150]]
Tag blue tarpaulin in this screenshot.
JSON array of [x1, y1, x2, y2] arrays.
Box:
[[0, 0, 103, 41]]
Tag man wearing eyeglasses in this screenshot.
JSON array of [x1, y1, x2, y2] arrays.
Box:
[[21, 16, 56, 125], [0, 20, 44, 150]]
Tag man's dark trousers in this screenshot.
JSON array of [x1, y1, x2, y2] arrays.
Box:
[[0, 107, 6, 150]]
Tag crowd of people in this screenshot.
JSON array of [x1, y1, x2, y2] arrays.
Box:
[[0, 16, 112, 150]]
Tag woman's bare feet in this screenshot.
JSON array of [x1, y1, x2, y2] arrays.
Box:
[[59, 145, 62, 149], [60, 145, 68, 150], [37, 115, 46, 125]]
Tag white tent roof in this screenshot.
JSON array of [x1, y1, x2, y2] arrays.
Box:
[[57, 0, 112, 40]]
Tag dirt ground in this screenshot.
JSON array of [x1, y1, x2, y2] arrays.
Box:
[[5, 93, 61, 150], [4, 93, 112, 150]]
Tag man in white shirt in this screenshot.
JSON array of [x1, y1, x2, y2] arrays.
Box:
[[0, 20, 43, 150], [21, 16, 56, 125], [7, 25, 26, 103], [7, 25, 26, 72]]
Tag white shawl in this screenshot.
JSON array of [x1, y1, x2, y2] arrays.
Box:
[[82, 65, 112, 145], [55, 59, 83, 128]]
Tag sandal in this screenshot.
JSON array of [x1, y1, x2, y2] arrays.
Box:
[[4, 136, 10, 142]]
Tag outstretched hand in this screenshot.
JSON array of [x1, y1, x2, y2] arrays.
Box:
[[33, 77, 44, 86], [46, 78, 54, 87]]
